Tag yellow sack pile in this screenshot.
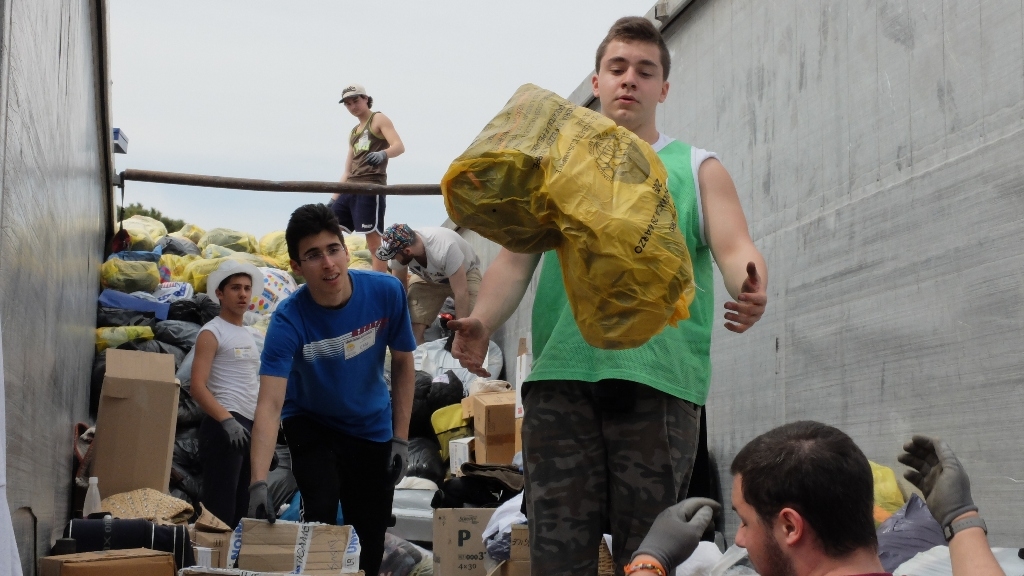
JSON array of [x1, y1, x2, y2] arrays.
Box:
[[259, 231, 290, 269], [101, 259, 160, 293], [202, 244, 237, 259], [170, 223, 206, 245], [442, 84, 694, 349], [119, 215, 168, 252], [183, 257, 227, 293], [199, 228, 258, 254], [96, 326, 154, 353], [343, 233, 373, 270]]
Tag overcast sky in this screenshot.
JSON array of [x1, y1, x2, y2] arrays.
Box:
[[108, 1, 656, 239]]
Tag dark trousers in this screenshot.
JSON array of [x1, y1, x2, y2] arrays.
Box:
[[198, 412, 253, 529], [282, 415, 393, 576]]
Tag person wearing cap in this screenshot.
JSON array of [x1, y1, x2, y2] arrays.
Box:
[[377, 224, 482, 344], [331, 83, 405, 273], [190, 259, 265, 528], [247, 204, 416, 576]]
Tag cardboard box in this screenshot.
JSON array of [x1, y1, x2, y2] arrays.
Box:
[[486, 560, 531, 576], [40, 548, 175, 576], [450, 436, 475, 476], [433, 508, 496, 576], [462, 396, 475, 419], [236, 519, 360, 574], [472, 392, 516, 438], [92, 349, 179, 497], [194, 529, 230, 568], [510, 524, 529, 562], [475, 433, 515, 465]]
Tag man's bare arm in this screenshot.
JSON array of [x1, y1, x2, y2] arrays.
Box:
[[448, 265, 471, 320], [374, 114, 405, 158], [389, 351, 415, 440]]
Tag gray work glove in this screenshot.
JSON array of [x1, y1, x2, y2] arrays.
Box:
[[632, 497, 721, 572], [247, 480, 276, 523], [220, 417, 251, 452], [365, 150, 388, 166], [897, 435, 978, 530], [388, 437, 409, 486]]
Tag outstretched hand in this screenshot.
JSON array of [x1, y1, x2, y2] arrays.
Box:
[[724, 262, 766, 333], [448, 317, 492, 377]]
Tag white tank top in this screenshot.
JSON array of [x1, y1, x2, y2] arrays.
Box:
[[198, 317, 260, 420]]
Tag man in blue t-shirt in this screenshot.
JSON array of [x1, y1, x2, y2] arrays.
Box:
[[247, 204, 416, 576]]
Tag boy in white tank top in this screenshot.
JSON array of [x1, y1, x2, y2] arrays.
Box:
[[190, 260, 264, 527]]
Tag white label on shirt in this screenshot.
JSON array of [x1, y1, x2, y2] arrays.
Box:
[[234, 347, 254, 359], [344, 327, 376, 360]]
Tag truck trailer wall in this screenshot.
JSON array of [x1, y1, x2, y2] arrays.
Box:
[[569, 0, 1024, 543], [0, 0, 112, 571]]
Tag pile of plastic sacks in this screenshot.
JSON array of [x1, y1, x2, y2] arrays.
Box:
[[92, 215, 375, 516]]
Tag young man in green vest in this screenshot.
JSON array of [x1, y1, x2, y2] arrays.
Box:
[[449, 16, 768, 576]]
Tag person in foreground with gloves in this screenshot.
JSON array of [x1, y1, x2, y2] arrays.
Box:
[[629, 421, 884, 576], [190, 259, 264, 528], [899, 435, 1004, 576], [329, 82, 405, 273], [247, 204, 416, 576]]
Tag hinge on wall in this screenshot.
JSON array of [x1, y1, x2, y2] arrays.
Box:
[[654, 0, 671, 23]]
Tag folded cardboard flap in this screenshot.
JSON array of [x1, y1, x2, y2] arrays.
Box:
[[92, 349, 180, 497], [40, 548, 176, 576]]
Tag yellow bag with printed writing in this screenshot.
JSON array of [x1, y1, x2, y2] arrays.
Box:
[[101, 258, 161, 293], [198, 228, 259, 254], [259, 231, 290, 269], [442, 84, 694, 350], [171, 223, 206, 245], [96, 326, 154, 353], [159, 254, 200, 283]]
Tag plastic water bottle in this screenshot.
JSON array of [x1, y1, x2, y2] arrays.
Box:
[[83, 477, 102, 517]]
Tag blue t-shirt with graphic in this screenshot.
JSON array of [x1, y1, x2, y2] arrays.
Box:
[[260, 270, 417, 442]]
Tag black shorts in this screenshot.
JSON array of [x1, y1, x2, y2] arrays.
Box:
[[332, 194, 386, 235]]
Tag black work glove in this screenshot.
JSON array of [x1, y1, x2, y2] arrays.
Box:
[[632, 497, 721, 572], [898, 435, 978, 530], [247, 480, 276, 523], [365, 150, 388, 166], [388, 437, 409, 486], [220, 417, 251, 452]]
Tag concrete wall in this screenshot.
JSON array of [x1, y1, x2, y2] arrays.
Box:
[[565, 0, 1024, 543], [0, 0, 112, 571]]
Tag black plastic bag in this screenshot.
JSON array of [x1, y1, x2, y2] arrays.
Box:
[[167, 293, 220, 326], [158, 235, 201, 256], [177, 348, 195, 388], [90, 351, 106, 418], [117, 339, 186, 370], [409, 370, 437, 441], [427, 370, 465, 414], [174, 427, 202, 475], [97, 306, 158, 328], [154, 320, 201, 351], [405, 437, 445, 486], [170, 463, 203, 508], [177, 386, 205, 429]]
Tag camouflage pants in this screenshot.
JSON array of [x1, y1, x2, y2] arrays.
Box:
[[522, 380, 701, 576]]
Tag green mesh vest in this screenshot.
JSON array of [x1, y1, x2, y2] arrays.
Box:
[[526, 139, 715, 404]]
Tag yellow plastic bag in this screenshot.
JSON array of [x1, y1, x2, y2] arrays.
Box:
[[202, 244, 237, 259], [120, 215, 167, 248], [431, 404, 471, 462], [171, 223, 206, 245], [159, 254, 200, 283], [870, 461, 905, 525], [183, 257, 227, 293], [198, 228, 258, 254], [96, 326, 154, 353], [259, 231, 290, 269], [100, 259, 161, 293], [442, 84, 694, 350]]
